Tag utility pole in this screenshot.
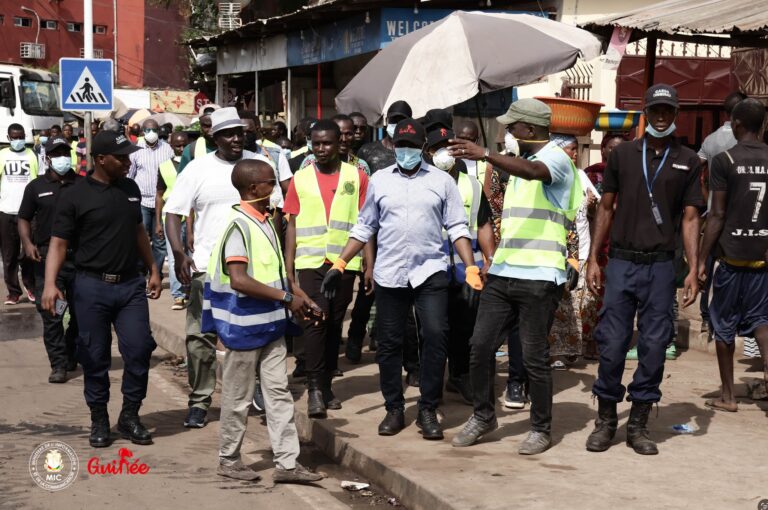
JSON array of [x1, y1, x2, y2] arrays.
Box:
[[84, 0, 93, 171]]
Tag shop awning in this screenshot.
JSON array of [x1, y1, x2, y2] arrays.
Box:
[[581, 0, 768, 47]]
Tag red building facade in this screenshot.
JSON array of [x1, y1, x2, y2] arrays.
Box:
[[0, 0, 188, 89]]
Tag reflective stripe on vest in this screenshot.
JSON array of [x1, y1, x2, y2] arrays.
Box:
[[294, 162, 362, 271], [70, 141, 78, 169], [202, 207, 292, 350], [194, 137, 208, 159], [493, 146, 583, 270], [476, 160, 488, 188], [443, 172, 483, 282], [159, 159, 177, 202], [290, 145, 309, 159]]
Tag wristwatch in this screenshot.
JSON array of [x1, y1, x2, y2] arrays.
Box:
[[482, 148, 490, 161], [282, 291, 294, 304]]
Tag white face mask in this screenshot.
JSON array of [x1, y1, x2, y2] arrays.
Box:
[[144, 130, 159, 144], [504, 132, 520, 157], [386, 123, 396, 139], [10, 139, 25, 151], [645, 122, 676, 138], [50, 156, 72, 175], [432, 148, 455, 171]]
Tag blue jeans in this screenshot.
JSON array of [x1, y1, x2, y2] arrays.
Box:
[[164, 220, 187, 299], [592, 258, 675, 403], [141, 205, 167, 276], [374, 272, 449, 412]]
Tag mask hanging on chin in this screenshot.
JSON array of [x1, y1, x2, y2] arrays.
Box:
[[645, 122, 676, 138], [394, 147, 422, 170]]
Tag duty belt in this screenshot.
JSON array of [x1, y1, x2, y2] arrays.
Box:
[[720, 257, 767, 269], [609, 247, 675, 264], [80, 270, 138, 284]]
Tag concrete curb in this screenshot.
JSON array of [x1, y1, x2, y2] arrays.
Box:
[[149, 316, 453, 510]]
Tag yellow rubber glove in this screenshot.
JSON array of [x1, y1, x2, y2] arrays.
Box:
[[465, 265, 483, 291]]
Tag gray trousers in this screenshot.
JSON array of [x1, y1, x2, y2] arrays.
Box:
[[186, 272, 218, 409], [219, 338, 300, 470]]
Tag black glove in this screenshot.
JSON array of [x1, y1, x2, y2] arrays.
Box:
[[320, 269, 343, 300], [461, 282, 481, 311]]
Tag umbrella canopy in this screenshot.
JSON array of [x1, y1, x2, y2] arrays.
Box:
[[128, 108, 152, 126], [68, 96, 129, 121], [335, 11, 602, 121], [148, 112, 193, 128]]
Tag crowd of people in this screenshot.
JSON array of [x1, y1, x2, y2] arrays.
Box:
[[2, 81, 766, 483]]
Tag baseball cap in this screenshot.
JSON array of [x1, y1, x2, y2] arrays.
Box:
[[210, 107, 247, 134], [386, 100, 412, 123], [496, 98, 551, 127], [423, 109, 453, 132], [392, 118, 425, 145], [198, 103, 220, 118], [644, 84, 678, 108], [44, 136, 71, 153], [91, 131, 140, 156], [426, 127, 454, 149]]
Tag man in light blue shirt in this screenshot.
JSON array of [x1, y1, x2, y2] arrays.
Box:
[[447, 99, 582, 455], [320, 118, 483, 441]]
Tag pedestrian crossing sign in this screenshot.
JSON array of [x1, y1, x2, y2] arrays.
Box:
[[59, 58, 113, 111]]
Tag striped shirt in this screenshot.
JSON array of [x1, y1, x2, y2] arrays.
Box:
[[128, 139, 174, 208]]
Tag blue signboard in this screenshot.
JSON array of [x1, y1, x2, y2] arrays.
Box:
[[286, 8, 548, 67], [59, 58, 113, 111]]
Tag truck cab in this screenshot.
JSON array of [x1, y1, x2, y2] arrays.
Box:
[[0, 65, 63, 144]]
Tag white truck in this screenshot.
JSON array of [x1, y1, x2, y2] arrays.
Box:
[[0, 64, 63, 144]]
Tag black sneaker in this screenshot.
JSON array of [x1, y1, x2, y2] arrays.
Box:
[[252, 381, 265, 415], [183, 407, 207, 428], [292, 360, 306, 379], [504, 381, 527, 409]]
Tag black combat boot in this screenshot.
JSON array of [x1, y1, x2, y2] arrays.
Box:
[[89, 405, 111, 448], [322, 371, 342, 410], [586, 399, 618, 452], [306, 375, 326, 418], [117, 400, 153, 445], [626, 401, 658, 455]]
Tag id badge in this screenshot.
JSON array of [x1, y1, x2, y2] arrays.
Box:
[[651, 202, 663, 226]]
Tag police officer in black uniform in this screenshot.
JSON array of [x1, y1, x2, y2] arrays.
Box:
[[18, 136, 81, 384], [42, 130, 162, 448], [585, 84, 704, 455]]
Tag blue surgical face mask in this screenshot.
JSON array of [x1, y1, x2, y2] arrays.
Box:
[[386, 123, 396, 139], [50, 156, 72, 175], [10, 139, 25, 151], [39, 136, 49, 145], [395, 147, 422, 170], [645, 122, 676, 138]]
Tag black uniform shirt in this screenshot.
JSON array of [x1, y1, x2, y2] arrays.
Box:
[[603, 137, 704, 252], [710, 140, 768, 261], [18, 172, 81, 246], [357, 141, 396, 174], [52, 176, 143, 273]]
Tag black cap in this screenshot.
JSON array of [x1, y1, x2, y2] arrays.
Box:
[[386, 100, 412, 123], [423, 109, 453, 132], [91, 131, 141, 156], [426, 127, 454, 149], [392, 118, 425, 146], [644, 84, 678, 108], [44, 136, 71, 153]]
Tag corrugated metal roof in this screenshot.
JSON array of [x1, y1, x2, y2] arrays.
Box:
[[583, 0, 768, 35]]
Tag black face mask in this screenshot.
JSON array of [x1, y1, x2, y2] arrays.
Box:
[[244, 132, 258, 150]]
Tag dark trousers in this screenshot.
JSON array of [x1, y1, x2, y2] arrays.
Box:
[[73, 273, 156, 406], [348, 274, 375, 340], [0, 212, 34, 297], [34, 249, 78, 369], [297, 265, 356, 377], [469, 275, 561, 433], [699, 254, 716, 322], [447, 284, 477, 378], [141, 205, 166, 276], [375, 272, 449, 411], [592, 258, 675, 403], [403, 308, 421, 374], [506, 322, 527, 384]]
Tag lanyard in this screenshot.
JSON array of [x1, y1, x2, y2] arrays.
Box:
[[641, 139, 670, 201]]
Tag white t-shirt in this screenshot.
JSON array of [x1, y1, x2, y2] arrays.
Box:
[[0, 148, 38, 215], [164, 150, 273, 270], [270, 150, 293, 209], [576, 169, 600, 260]]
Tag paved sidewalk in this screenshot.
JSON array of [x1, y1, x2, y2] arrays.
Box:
[[149, 292, 767, 510]]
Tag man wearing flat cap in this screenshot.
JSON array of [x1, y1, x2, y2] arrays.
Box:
[[448, 98, 583, 454]]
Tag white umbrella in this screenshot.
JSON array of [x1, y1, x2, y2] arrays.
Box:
[[335, 11, 603, 121], [148, 112, 193, 128]]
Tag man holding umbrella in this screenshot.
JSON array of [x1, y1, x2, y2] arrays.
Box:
[[448, 99, 583, 455]]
